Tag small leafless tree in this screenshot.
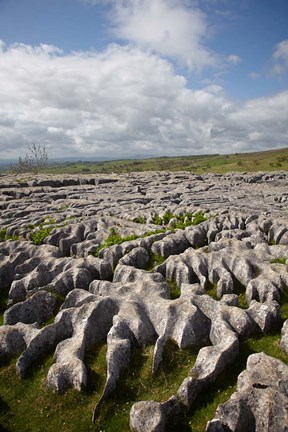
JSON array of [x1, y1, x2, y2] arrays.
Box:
[[16, 143, 48, 174]]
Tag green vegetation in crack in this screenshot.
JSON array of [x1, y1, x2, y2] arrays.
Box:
[[29, 216, 74, 245], [205, 281, 218, 300], [0, 228, 19, 242], [148, 212, 174, 226], [0, 217, 59, 245], [0, 228, 7, 242], [173, 211, 207, 229], [0, 215, 77, 246], [39, 292, 66, 328], [132, 216, 146, 224], [166, 279, 181, 300], [145, 252, 166, 271], [93, 228, 166, 257], [93, 228, 138, 257], [232, 276, 249, 309], [0, 287, 9, 326], [271, 257, 287, 265], [30, 227, 54, 245], [194, 237, 209, 249], [134, 211, 208, 229], [204, 278, 249, 307]]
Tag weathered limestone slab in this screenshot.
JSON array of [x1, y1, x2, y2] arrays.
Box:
[[0, 171, 287, 431], [206, 353, 288, 432]]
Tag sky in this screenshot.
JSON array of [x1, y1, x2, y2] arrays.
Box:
[[0, 0, 288, 160]]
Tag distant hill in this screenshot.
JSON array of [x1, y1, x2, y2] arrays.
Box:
[[0, 155, 152, 168], [45, 147, 288, 175], [1, 147, 288, 174]]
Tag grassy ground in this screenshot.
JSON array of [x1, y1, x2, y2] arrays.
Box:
[[34, 147, 288, 175], [0, 329, 287, 432], [0, 354, 98, 432], [0, 342, 197, 432]]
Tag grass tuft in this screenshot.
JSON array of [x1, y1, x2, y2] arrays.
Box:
[[205, 281, 218, 300], [145, 252, 166, 271], [271, 257, 287, 265], [166, 279, 181, 299], [30, 227, 53, 245]]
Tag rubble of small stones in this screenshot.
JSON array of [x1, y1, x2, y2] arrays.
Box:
[[0, 171, 287, 431]]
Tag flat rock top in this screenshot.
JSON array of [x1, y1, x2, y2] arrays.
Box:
[[0, 171, 288, 222]]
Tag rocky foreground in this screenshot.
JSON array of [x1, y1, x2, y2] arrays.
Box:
[[0, 171, 288, 431]]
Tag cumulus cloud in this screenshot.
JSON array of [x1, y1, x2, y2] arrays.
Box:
[[227, 54, 241, 65], [271, 39, 288, 75], [110, 0, 218, 72], [219, 91, 288, 152], [80, 0, 242, 72], [0, 40, 287, 159]]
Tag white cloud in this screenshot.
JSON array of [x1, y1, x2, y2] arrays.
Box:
[[80, 0, 242, 73], [222, 91, 288, 151], [248, 72, 260, 79], [99, 0, 218, 71], [271, 39, 288, 75], [0, 40, 6, 51], [0, 40, 287, 159], [227, 54, 241, 65]]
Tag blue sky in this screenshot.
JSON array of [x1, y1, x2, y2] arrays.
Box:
[[0, 0, 287, 159]]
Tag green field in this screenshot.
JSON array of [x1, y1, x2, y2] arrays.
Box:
[[44, 147, 288, 175]]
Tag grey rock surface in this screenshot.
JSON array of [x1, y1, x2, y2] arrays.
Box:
[[3, 290, 56, 325], [206, 353, 288, 432], [0, 171, 287, 431], [129, 396, 181, 432], [280, 319, 288, 353]]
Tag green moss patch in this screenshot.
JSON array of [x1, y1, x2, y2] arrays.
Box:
[[271, 257, 287, 265], [166, 280, 181, 300]]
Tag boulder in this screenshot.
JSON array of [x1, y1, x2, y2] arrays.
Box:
[[4, 290, 56, 325], [130, 396, 181, 432], [280, 319, 288, 353], [206, 353, 288, 432]]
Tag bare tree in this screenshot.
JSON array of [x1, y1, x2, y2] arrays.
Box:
[[16, 143, 48, 174]]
